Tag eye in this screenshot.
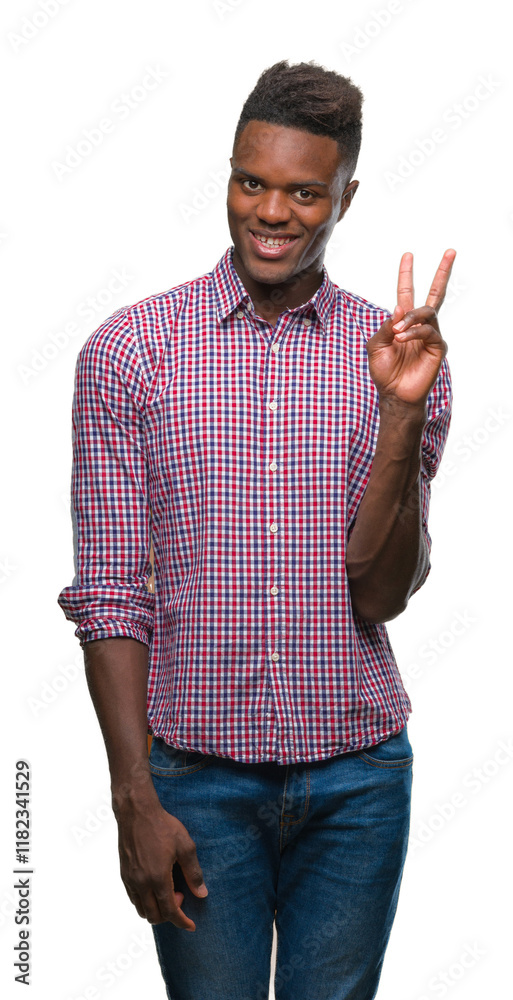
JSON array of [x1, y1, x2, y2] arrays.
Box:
[[242, 179, 263, 192], [295, 189, 315, 201]]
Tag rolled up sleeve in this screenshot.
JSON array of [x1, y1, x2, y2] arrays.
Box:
[[414, 357, 452, 590], [57, 309, 155, 647]]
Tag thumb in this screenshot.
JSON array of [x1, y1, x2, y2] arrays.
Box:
[[180, 855, 208, 898], [370, 309, 402, 349], [190, 880, 208, 898]]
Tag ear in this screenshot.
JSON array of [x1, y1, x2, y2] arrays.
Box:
[[337, 180, 359, 222]]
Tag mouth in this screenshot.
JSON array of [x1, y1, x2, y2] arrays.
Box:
[[249, 230, 300, 259]]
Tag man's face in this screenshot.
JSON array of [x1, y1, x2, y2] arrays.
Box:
[[227, 120, 359, 289]]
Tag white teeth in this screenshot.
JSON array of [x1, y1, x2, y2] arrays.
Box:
[[255, 235, 294, 247]]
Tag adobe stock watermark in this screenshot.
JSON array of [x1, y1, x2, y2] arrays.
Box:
[[402, 609, 477, 686], [0, 888, 19, 932], [0, 556, 16, 584], [7, 0, 72, 54], [17, 266, 134, 384], [71, 760, 153, 847], [71, 789, 113, 847], [65, 927, 154, 1000], [385, 74, 500, 191], [179, 165, 230, 223], [52, 65, 169, 181], [440, 272, 467, 310], [409, 736, 513, 853], [27, 651, 83, 718], [412, 941, 486, 1000], [242, 893, 351, 1000], [212, 0, 247, 17], [432, 405, 510, 492], [338, 0, 414, 63]]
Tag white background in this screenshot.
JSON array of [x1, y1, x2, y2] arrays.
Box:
[[1, 0, 511, 997]]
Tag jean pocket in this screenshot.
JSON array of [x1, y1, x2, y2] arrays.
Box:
[[148, 736, 212, 776], [357, 724, 414, 769]]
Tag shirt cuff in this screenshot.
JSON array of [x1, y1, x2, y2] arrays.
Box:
[[57, 583, 155, 649], [74, 618, 152, 649]]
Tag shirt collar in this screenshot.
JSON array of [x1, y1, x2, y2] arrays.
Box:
[[212, 246, 336, 333]]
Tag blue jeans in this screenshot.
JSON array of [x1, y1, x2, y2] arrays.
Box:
[[149, 724, 413, 1000]]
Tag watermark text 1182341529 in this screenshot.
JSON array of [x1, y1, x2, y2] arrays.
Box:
[[14, 760, 32, 986]]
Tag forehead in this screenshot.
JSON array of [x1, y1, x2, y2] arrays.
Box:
[[233, 120, 344, 184]]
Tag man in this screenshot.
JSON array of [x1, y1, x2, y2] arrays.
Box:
[[58, 60, 454, 1000]]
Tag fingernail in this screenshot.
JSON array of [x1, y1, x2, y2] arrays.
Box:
[[197, 884, 208, 896], [393, 320, 405, 331]]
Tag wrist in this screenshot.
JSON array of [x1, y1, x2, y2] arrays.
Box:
[[375, 396, 425, 467], [112, 784, 160, 818], [110, 761, 157, 814], [378, 395, 427, 424]]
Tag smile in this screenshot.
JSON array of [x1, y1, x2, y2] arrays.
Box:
[[249, 231, 300, 258]]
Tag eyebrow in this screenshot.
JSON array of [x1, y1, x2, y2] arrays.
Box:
[[232, 167, 328, 189]]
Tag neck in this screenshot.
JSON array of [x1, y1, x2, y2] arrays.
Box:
[[232, 250, 324, 324]]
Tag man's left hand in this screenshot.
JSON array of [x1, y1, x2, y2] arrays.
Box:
[[367, 249, 456, 408]]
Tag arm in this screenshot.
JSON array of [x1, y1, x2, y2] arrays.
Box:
[[346, 398, 428, 623], [57, 314, 207, 928], [84, 636, 208, 930], [346, 250, 455, 624]]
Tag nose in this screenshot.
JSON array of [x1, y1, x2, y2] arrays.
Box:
[[256, 189, 292, 226]]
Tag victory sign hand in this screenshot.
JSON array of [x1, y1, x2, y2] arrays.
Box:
[[367, 249, 456, 407]]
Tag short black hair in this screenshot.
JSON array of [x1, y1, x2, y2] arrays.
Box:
[[233, 60, 364, 178]]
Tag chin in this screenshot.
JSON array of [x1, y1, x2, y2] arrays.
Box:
[[241, 250, 298, 285], [249, 260, 291, 282]]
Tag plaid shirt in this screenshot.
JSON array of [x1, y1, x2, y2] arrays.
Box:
[[57, 247, 451, 765]]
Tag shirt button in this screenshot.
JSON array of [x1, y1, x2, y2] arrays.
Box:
[[270, 585, 279, 595], [269, 400, 278, 411], [236, 310, 244, 319], [269, 522, 278, 533], [271, 344, 279, 353], [269, 461, 278, 472], [303, 317, 312, 327], [271, 652, 280, 662]]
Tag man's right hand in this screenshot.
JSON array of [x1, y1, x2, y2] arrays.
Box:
[[114, 792, 208, 930], [82, 639, 208, 930]]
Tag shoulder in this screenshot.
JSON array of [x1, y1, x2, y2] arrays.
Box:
[[330, 282, 391, 339], [76, 267, 213, 383], [124, 267, 212, 332]]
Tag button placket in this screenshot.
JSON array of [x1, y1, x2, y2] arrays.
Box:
[[266, 323, 283, 752]]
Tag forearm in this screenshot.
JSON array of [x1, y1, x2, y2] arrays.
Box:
[[83, 637, 158, 812], [83, 636, 208, 927], [346, 398, 429, 624]]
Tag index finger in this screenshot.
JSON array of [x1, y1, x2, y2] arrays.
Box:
[[425, 249, 457, 311], [397, 251, 414, 313]]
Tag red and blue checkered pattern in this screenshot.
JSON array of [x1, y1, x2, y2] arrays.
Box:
[[57, 247, 452, 764]]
